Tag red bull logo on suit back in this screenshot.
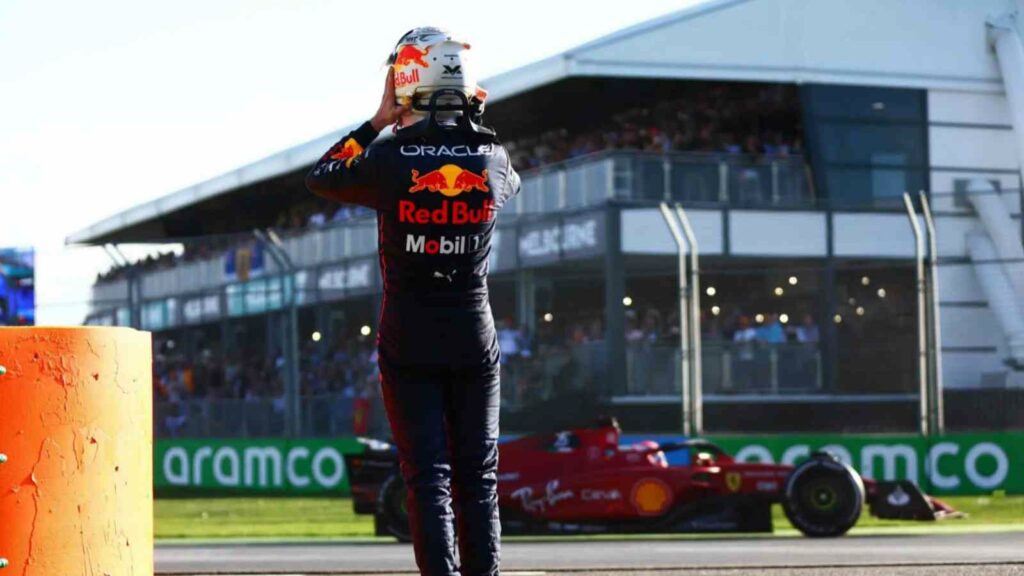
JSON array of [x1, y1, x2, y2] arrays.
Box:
[[409, 164, 490, 197], [398, 199, 495, 225]]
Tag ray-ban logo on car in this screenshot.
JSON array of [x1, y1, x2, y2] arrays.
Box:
[[443, 64, 462, 76]]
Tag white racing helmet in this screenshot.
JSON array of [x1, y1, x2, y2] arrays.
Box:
[[387, 27, 488, 119]]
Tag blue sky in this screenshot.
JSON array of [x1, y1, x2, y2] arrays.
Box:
[[0, 0, 703, 324]]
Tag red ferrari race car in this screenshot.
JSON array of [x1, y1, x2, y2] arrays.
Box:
[[346, 419, 959, 541]]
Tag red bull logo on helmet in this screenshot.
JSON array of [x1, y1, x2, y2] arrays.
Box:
[[394, 68, 420, 89], [409, 164, 490, 197], [393, 44, 431, 70], [327, 138, 363, 168]]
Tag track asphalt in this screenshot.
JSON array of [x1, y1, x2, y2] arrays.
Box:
[[156, 531, 1024, 575]]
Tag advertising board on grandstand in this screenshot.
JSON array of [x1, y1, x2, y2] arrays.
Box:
[[0, 247, 35, 326], [711, 433, 1024, 496], [155, 438, 364, 495], [157, 432, 1023, 496]]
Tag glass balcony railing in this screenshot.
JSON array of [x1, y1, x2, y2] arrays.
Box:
[[499, 341, 823, 411], [703, 342, 824, 395], [155, 393, 389, 439], [279, 218, 379, 269], [153, 342, 824, 439], [510, 150, 814, 214], [151, 350, 1024, 439], [92, 151, 814, 303]]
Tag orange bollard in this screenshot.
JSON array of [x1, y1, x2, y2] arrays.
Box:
[[0, 327, 153, 575]]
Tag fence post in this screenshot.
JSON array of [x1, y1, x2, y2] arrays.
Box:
[[660, 203, 691, 436], [903, 192, 930, 436], [675, 204, 703, 435], [605, 157, 616, 199], [660, 202, 703, 435], [664, 156, 673, 201], [815, 349, 824, 391], [722, 349, 732, 392], [254, 229, 302, 438], [770, 347, 779, 394], [919, 190, 944, 434], [771, 161, 781, 205], [558, 170, 568, 209], [718, 161, 729, 203]]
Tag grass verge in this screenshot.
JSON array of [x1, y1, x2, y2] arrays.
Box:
[[155, 494, 1024, 541]]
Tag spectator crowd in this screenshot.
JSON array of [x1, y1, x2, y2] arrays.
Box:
[[96, 202, 375, 284], [97, 86, 802, 285], [491, 301, 821, 408], [151, 295, 823, 436], [506, 84, 802, 169], [153, 331, 382, 437]]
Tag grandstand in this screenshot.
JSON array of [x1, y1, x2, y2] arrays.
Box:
[[69, 0, 1024, 437]]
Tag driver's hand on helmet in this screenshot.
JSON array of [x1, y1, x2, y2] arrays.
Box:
[[371, 67, 412, 132]]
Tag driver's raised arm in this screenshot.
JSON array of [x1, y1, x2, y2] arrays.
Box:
[[304, 122, 383, 209], [305, 67, 410, 210]]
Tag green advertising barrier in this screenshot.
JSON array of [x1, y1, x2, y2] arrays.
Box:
[[709, 432, 1024, 496], [155, 438, 365, 495], [155, 433, 1024, 496]]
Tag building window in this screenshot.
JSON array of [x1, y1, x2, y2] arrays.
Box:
[[801, 85, 928, 208], [833, 265, 916, 394]]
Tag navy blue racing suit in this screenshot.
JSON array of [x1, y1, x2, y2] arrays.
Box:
[[306, 119, 520, 576]]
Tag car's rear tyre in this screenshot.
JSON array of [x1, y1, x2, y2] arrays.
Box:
[[783, 452, 864, 537], [377, 472, 412, 542]]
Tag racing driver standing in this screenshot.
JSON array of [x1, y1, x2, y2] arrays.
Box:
[[305, 27, 519, 576]]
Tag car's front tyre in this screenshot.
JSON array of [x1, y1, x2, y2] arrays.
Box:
[[782, 452, 864, 537]]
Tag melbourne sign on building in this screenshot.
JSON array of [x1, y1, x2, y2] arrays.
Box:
[[155, 438, 366, 494]]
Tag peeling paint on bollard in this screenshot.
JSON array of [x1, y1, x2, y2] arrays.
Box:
[[0, 327, 153, 575]]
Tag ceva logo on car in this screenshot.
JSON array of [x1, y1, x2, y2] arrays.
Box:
[[162, 445, 347, 490], [730, 440, 1009, 491]]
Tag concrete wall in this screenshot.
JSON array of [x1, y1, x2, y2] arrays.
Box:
[[928, 88, 1024, 388]]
